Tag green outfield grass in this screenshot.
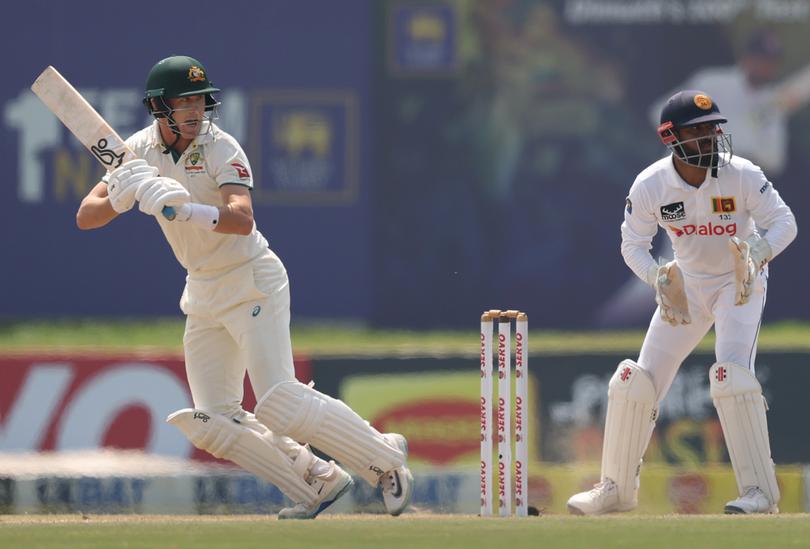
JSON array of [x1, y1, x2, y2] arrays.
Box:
[[1, 319, 810, 356], [0, 514, 808, 549]]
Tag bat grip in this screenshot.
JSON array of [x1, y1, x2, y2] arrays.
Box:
[[162, 206, 176, 221]]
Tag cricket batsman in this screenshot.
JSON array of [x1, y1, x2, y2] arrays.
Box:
[[76, 55, 413, 519], [567, 90, 797, 515]]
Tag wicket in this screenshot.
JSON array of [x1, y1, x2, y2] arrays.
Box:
[[480, 309, 528, 517]]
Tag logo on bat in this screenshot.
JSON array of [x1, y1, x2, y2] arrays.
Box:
[[90, 138, 125, 169]]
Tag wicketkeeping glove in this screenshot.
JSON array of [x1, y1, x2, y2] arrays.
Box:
[[729, 236, 772, 306], [648, 260, 691, 326], [107, 159, 158, 213]]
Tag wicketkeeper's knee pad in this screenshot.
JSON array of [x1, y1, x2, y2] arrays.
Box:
[[167, 408, 321, 507], [709, 363, 780, 505], [602, 360, 658, 505], [255, 381, 405, 485]]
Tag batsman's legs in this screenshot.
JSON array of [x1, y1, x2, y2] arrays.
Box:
[[168, 408, 352, 518], [177, 312, 352, 519], [234, 279, 413, 516], [256, 380, 413, 516]]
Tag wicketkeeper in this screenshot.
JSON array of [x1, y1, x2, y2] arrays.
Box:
[[567, 90, 797, 515]]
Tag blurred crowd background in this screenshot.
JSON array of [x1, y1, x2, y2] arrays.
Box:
[[5, 0, 810, 329]]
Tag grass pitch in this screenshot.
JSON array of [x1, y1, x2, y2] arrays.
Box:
[[3, 319, 810, 356], [0, 514, 808, 549]]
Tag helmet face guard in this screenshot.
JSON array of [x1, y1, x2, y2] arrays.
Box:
[[658, 121, 733, 170], [147, 95, 220, 138], [658, 91, 733, 174]]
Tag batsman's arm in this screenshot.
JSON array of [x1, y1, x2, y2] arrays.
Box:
[[214, 185, 254, 235], [76, 181, 119, 230], [77, 176, 179, 230]]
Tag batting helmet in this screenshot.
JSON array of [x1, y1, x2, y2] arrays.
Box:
[[143, 55, 220, 117]]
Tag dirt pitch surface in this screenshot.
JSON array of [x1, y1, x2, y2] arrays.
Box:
[[1, 513, 808, 549]]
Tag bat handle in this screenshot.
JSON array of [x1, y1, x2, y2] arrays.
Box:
[[162, 206, 176, 221]]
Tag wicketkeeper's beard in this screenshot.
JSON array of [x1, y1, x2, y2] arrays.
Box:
[[677, 138, 717, 168]]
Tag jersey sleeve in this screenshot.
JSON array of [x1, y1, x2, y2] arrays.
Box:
[[620, 182, 659, 285], [211, 135, 254, 189], [744, 164, 797, 260]]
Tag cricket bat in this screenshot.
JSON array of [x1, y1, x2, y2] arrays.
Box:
[[30, 66, 175, 220]]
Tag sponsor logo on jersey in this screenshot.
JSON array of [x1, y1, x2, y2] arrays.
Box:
[[667, 222, 737, 237], [187, 66, 206, 82], [660, 202, 686, 221], [760, 182, 772, 194], [230, 162, 250, 179], [711, 196, 735, 213], [625, 198, 632, 215]]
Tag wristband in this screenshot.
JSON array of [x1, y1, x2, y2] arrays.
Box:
[[179, 203, 219, 230]]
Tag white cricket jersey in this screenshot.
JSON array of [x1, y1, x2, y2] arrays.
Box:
[[120, 121, 270, 276], [621, 154, 797, 282]]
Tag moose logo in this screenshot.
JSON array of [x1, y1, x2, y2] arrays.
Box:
[[660, 202, 686, 221]]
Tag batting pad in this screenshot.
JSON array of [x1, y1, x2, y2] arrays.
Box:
[[167, 408, 319, 506], [709, 363, 780, 505], [602, 360, 658, 505], [256, 381, 406, 485]]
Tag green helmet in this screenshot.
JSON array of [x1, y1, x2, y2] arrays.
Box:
[[143, 55, 220, 116]]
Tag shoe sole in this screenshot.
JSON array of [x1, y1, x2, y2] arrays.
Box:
[[724, 504, 778, 515], [567, 503, 586, 515], [278, 476, 354, 520], [567, 502, 635, 516]]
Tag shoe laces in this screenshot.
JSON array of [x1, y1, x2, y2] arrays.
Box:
[[383, 472, 396, 491], [741, 486, 763, 499], [589, 479, 616, 497]]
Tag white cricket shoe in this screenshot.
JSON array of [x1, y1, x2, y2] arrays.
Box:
[[380, 433, 414, 516], [724, 487, 779, 514], [567, 479, 636, 515], [278, 461, 353, 520]]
